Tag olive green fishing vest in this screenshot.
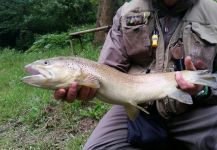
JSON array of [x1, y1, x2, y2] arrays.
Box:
[[121, 0, 217, 72], [120, 0, 217, 118]]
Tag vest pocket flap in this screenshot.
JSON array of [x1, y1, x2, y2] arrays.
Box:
[[192, 22, 217, 44]]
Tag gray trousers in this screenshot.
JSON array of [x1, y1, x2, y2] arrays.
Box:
[[83, 105, 217, 150]]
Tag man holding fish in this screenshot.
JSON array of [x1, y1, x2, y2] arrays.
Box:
[[54, 0, 217, 149]]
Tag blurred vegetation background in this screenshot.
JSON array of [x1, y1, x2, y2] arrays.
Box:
[[0, 0, 128, 51]]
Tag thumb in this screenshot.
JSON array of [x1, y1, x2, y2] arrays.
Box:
[[185, 56, 196, 71]]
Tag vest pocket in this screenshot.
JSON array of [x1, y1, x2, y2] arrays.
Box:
[[122, 24, 153, 64], [183, 23, 217, 71], [191, 33, 215, 70]]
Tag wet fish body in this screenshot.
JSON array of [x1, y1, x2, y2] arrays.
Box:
[[22, 57, 217, 120]]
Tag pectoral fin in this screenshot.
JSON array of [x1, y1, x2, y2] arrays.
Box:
[[78, 75, 100, 89], [168, 89, 193, 105]]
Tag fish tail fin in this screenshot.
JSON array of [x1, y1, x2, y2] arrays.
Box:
[[171, 70, 217, 105], [190, 70, 217, 89]]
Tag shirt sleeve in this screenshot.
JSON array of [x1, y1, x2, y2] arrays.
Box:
[[98, 7, 130, 73], [194, 52, 217, 104], [205, 54, 217, 104]]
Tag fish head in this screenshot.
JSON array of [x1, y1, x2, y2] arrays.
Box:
[[21, 57, 85, 89]]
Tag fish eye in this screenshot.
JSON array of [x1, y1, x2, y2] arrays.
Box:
[[44, 61, 49, 65]]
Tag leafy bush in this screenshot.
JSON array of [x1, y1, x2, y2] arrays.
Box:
[[27, 33, 69, 52], [0, 0, 128, 51], [27, 24, 97, 53], [0, 0, 98, 51]]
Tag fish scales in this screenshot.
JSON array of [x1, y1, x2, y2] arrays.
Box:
[[22, 57, 217, 120]]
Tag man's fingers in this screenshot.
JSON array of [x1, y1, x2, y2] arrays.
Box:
[[185, 56, 196, 71], [66, 82, 78, 103], [175, 72, 194, 90], [78, 86, 91, 100], [53, 82, 96, 103], [88, 88, 97, 100], [176, 56, 205, 96], [54, 88, 66, 100], [77, 86, 97, 101]]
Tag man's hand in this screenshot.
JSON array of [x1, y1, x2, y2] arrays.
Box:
[[54, 82, 97, 103], [175, 56, 204, 96]]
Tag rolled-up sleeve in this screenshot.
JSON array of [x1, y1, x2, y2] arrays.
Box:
[[98, 7, 130, 73]]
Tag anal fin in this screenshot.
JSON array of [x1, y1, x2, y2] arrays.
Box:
[[125, 102, 150, 121], [124, 105, 140, 121], [130, 102, 150, 114], [168, 89, 193, 105]]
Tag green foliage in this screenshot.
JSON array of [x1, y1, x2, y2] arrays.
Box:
[[16, 29, 35, 51], [0, 0, 28, 34], [66, 131, 92, 150], [27, 24, 97, 53], [90, 0, 99, 5], [0, 0, 31, 48], [80, 101, 110, 120], [0, 0, 128, 51], [0, 40, 105, 149], [25, 0, 97, 31], [27, 33, 69, 52], [0, 0, 98, 50]]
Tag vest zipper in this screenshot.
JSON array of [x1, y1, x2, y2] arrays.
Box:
[[164, 16, 169, 33], [164, 16, 170, 48], [154, 11, 165, 72]]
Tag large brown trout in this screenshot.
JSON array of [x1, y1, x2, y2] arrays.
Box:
[[22, 57, 217, 120]]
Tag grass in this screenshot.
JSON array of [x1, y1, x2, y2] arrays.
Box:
[[0, 42, 110, 149]]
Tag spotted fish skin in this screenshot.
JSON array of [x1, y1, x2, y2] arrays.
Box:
[[22, 57, 217, 120]]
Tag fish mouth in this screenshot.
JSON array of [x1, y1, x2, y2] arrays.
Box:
[[24, 65, 49, 79], [25, 65, 41, 76], [21, 65, 46, 85]]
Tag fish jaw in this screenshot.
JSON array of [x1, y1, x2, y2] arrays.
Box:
[[21, 61, 86, 89], [21, 74, 49, 88], [21, 64, 54, 89]]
